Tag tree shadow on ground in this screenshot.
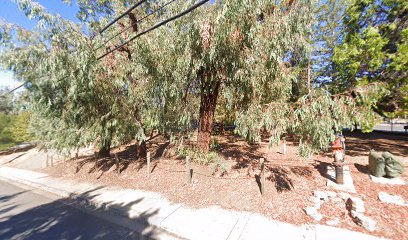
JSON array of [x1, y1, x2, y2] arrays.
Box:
[[74, 146, 139, 174], [344, 131, 408, 157], [0, 187, 161, 240], [314, 161, 334, 182], [254, 174, 262, 194], [153, 141, 170, 159], [290, 166, 313, 178], [0, 190, 29, 204], [354, 163, 370, 174], [219, 142, 262, 170], [267, 166, 294, 192]]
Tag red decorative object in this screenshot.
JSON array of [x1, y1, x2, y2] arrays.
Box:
[[332, 137, 343, 152], [332, 136, 345, 162]]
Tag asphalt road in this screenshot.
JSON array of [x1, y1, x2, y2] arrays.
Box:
[[374, 123, 407, 133], [0, 180, 140, 240]]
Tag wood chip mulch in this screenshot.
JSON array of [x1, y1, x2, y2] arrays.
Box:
[[43, 131, 408, 240]]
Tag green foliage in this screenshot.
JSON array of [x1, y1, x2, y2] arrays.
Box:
[[0, 0, 400, 159], [1, 0, 149, 154], [210, 138, 221, 152], [0, 111, 32, 150], [332, 0, 408, 115], [312, 0, 348, 84], [177, 144, 228, 175], [8, 112, 32, 142]]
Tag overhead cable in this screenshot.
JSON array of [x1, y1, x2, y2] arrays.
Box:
[[99, 0, 147, 34], [95, 0, 178, 51], [0, 81, 27, 97], [97, 0, 210, 60]]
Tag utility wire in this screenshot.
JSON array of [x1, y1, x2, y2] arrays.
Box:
[[97, 0, 210, 60], [95, 0, 178, 52], [2, 0, 209, 97], [0, 81, 27, 97], [99, 0, 147, 34]]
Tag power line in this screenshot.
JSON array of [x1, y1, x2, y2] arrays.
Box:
[[95, 0, 178, 52], [0, 81, 27, 97], [99, 0, 147, 34], [2, 0, 210, 98], [0, 75, 70, 98], [97, 0, 210, 60]]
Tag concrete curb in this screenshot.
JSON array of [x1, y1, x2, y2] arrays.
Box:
[[0, 167, 386, 240], [0, 168, 182, 240]]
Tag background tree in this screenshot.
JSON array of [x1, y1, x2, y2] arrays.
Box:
[[332, 0, 407, 117], [0, 0, 393, 158], [312, 0, 347, 86], [0, 0, 148, 156]]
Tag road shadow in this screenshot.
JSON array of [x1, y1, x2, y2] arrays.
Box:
[[0, 190, 29, 204], [0, 187, 161, 240]]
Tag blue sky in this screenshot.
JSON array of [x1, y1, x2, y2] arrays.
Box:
[[0, 0, 79, 90]]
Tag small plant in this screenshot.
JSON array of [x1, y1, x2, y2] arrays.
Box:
[[210, 138, 221, 152], [176, 145, 229, 175], [211, 158, 229, 176]]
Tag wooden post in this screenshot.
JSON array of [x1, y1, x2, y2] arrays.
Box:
[[94, 152, 98, 168], [115, 153, 120, 173], [186, 156, 192, 184], [147, 151, 151, 177], [50, 156, 54, 167], [283, 138, 286, 155], [260, 157, 265, 195]]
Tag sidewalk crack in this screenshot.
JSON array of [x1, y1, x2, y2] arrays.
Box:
[[159, 205, 182, 227]]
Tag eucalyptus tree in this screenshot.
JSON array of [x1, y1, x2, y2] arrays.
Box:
[[161, 0, 387, 155], [0, 0, 147, 156], [119, 0, 385, 155], [0, 0, 389, 159]]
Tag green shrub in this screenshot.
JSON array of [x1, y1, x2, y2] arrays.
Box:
[[0, 112, 32, 150], [177, 145, 229, 175], [210, 138, 221, 152]]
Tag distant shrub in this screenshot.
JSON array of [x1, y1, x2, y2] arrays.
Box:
[[0, 112, 32, 150]]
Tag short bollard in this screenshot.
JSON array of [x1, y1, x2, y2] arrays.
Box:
[[115, 153, 120, 173], [260, 158, 265, 195], [147, 151, 151, 177], [335, 163, 344, 184], [186, 156, 192, 184], [283, 138, 286, 155], [94, 152, 98, 168]]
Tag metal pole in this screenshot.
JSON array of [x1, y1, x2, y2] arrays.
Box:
[[334, 163, 344, 184]]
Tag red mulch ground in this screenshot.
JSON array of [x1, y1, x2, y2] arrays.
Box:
[[43, 131, 408, 240]]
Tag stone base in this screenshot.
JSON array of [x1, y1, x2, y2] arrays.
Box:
[[326, 165, 356, 193], [369, 175, 406, 185]]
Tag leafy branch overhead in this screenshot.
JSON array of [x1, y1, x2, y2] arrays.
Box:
[[0, 0, 402, 157]]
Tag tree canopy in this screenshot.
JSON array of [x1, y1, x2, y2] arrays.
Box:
[[0, 0, 401, 157]]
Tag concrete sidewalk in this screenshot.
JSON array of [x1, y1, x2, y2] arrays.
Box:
[[0, 166, 385, 240]]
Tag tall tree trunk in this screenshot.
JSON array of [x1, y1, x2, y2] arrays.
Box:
[[197, 79, 221, 153]]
